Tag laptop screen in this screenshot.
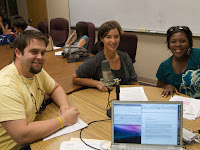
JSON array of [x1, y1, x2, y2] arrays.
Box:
[[112, 101, 183, 146]]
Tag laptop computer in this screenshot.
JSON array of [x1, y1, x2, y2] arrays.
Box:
[[111, 101, 183, 150]]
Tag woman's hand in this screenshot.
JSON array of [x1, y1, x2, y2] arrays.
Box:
[[0, 22, 3, 27], [71, 31, 76, 37], [161, 84, 179, 97], [66, 31, 77, 44], [96, 83, 114, 92]]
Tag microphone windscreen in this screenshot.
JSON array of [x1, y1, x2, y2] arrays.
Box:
[[102, 60, 113, 83], [102, 60, 110, 71]]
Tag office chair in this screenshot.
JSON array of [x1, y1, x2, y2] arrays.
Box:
[[117, 32, 138, 63], [86, 22, 95, 51], [50, 18, 69, 47], [98, 32, 138, 63], [37, 21, 48, 36]]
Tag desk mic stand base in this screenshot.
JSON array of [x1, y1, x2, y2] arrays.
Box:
[[107, 108, 112, 118]]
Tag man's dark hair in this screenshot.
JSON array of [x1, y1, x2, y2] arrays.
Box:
[[14, 30, 49, 61], [13, 17, 28, 31]]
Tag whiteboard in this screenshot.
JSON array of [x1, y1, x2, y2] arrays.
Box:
[[69, 0, 200, 36]]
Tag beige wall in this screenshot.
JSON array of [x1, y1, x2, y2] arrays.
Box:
[[46, 0, 70, 31], [16, 0, 29, 22], [46, 0, 200, 85]]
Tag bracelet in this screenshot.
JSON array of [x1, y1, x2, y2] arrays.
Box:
[[57, 117, 63, 128]]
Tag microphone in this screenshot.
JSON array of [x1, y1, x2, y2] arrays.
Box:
[[101, 60, 121, 118], [101, 60, 115, 88]]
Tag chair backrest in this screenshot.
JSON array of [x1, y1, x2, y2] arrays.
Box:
[[37, 21, 48, 36], [50, 18, 69, 45], [98, 32, 138, 63], [86, 22, 95, 51]]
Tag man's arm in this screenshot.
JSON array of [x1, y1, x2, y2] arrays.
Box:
[[1, 106, 79, 146], [49, 81, 72, 115], [50, 82, 69, 107], [1, 82, 79, 146]]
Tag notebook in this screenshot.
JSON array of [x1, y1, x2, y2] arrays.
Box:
[[111, 101, 183, 150]]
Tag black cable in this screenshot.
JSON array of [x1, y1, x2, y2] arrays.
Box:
[[80, 118, 111, 150], [106, 88, 111, 111]]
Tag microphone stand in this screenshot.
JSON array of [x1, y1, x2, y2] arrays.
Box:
[[107, 78, 120, 118]]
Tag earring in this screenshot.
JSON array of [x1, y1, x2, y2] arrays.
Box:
[[187, 48, 191, 55]]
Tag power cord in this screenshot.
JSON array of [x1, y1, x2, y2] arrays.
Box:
[[106, 88, 111, 111], [80, 119, 111, 150]]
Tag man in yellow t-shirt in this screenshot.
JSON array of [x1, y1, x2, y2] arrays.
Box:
[[0, 30, 80, 150]]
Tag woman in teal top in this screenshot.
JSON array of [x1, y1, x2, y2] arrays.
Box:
[[156, 26, 200, 99], [65, 21, 89, 49]]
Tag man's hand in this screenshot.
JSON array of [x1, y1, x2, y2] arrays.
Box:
[[59, 107, 80, 126], [59, 105, 70, 115]]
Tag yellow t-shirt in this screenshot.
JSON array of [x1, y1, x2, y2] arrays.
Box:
[[0, 63, 55, 150]]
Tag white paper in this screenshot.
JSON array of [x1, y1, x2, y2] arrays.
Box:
[[53, 46, 61, 50], [120, 87, 148, 101], [60, 138, 111, 150], [43, 118, 88, 141], [170, 95, 200, 120], [55, 51, 63, 56]]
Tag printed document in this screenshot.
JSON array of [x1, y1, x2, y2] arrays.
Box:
[[170, 95, 200, 120], [120, 87, 148, 101]]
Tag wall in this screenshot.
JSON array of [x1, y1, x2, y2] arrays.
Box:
[[46, 0, 70, 31], [68, 0, 200, 36], [16, 0, 29, 22], [46, 0, 200, 85]]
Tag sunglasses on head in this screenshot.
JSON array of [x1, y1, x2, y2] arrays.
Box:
[[168, 26, 186, 33]]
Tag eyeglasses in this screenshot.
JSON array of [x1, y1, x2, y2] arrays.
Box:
[[20, 75, 47, 114], [30, 87, 46, 114]]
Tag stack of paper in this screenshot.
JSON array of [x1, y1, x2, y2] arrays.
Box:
[[170, 95, 200, 120], [60, 138, 111, 150], [120, 87, 148, 101], [43, 118, 88, 141]]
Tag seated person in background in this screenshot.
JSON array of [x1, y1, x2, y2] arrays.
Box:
[[0, 13, 11, 35], [65, 21, 89, 49], [156, 26, 200, 99], [90, 20, 123, 55], [72, 21, 138, 92], [0, 30, 79, 150], [13, 16, 40, 36]]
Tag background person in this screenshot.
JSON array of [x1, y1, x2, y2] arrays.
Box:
[[13, 16, 40, 35], [65, 21, 89, 49], [72, 21, 138, 92], [0, 13, 11, 35], [0, 30, 79, 150], [156, 26, 200, 98]]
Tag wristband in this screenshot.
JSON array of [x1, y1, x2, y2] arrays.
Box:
[[57, 117, 63, 128]]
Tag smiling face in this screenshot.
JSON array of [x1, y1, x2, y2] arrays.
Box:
[[169, 31, 190, 59], [100, 28, 120, 52], [15, 39, 46, 77]]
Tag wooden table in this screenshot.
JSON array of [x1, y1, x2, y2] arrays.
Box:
[[0, 44, 82, 94], [31, 85, 200, 150]]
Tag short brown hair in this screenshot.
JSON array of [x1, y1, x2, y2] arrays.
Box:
[[14, 30, 48, 61], [98, 21, 122, 47]]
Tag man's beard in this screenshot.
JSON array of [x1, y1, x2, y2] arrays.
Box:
[[29, 65, 42, 74]]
